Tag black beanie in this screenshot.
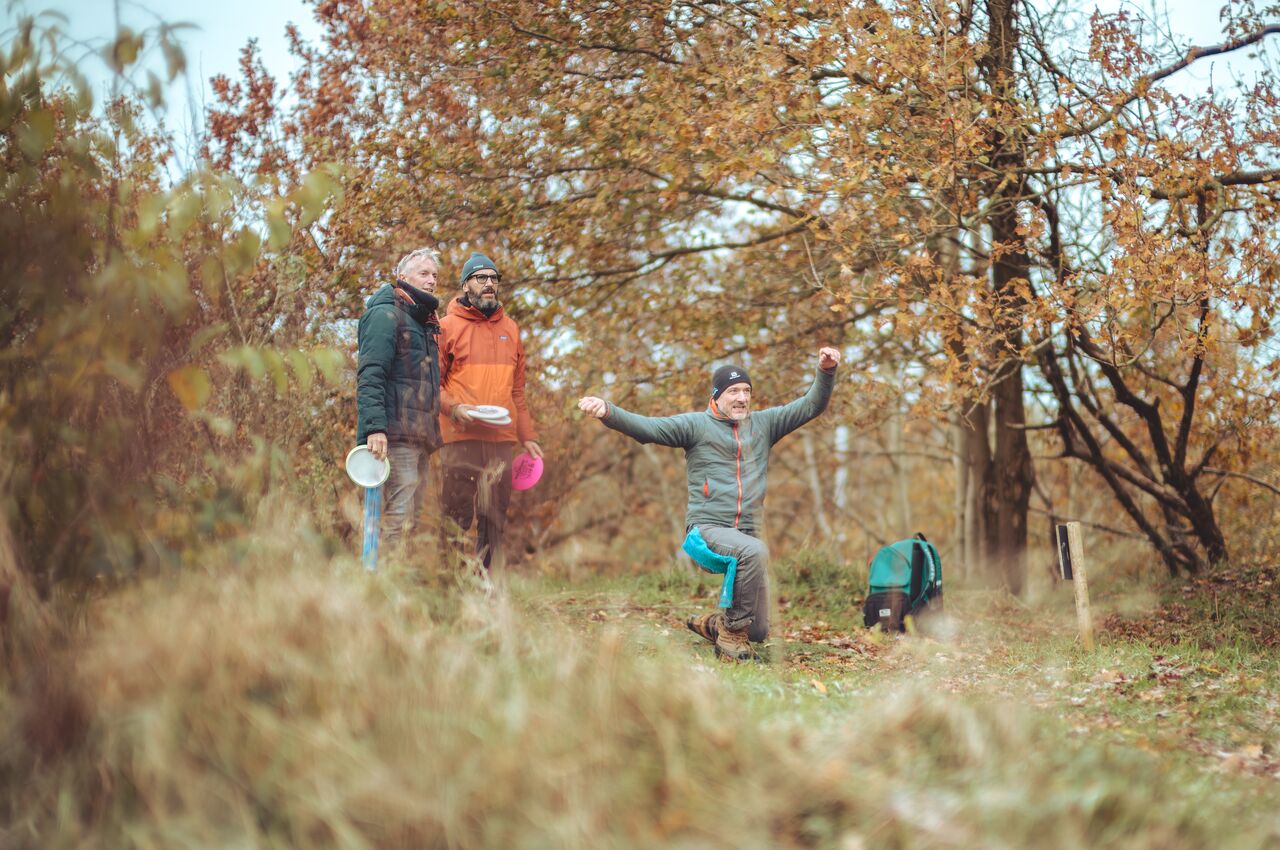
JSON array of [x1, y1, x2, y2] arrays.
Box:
[[711, 365, 751, 401], [460, 252, 498, 284]]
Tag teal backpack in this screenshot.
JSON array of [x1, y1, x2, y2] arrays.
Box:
[[862, 533, 943, 632]]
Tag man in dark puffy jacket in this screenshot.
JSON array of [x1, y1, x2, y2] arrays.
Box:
[[356, 247, 444, 550], [577, 347, 841, 661]]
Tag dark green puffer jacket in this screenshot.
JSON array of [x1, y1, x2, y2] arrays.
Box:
[[356, 284, 442, 449], [600, 366, 835, 534]]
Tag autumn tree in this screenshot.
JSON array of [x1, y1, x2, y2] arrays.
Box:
[[1009, 5, 1280, 575], [224, 0, 1280, 583], [0, 15, 347, 598]]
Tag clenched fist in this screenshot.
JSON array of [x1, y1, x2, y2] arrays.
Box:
[[578, 396, 609, 419]]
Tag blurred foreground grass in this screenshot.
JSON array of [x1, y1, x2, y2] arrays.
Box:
[[4, 510, 1280, 849]]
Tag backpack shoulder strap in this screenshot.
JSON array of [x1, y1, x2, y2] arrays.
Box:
[[909, 540, 925, 604]]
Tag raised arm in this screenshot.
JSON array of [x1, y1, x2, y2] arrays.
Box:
[[760, 347, 841, 444], [578, 396, 697, 448]]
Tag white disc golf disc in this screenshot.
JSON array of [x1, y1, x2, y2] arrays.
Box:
[[468, 405, 510, 421], [345, 445, 391, 487], [477, 415, 513, 427]]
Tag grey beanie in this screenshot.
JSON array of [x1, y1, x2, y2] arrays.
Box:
[[460, 252, 498, 284]]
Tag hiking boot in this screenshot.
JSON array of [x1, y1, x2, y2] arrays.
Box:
[[714, 620, 753, 662], [685, 612, 721, 645]]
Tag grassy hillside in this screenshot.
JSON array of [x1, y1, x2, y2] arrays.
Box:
[[4, 512, 1280, 849]]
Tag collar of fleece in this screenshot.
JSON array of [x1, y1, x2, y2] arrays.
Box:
[[706, 398, 745, 422]]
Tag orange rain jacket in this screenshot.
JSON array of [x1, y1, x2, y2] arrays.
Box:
[[437, 296, 538, 446]]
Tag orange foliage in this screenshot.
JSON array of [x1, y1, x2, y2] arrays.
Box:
[[198, 1, 1280, 575]]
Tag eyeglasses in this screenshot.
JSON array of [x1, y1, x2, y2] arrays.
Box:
[[468, 273, 501, 285]]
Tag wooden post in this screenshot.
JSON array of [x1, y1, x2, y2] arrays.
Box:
[[1055, 521, 1094, 651]]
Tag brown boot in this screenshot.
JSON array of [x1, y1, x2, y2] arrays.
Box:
[[714, 620, 753, 662], [685, 612, 721, 645]]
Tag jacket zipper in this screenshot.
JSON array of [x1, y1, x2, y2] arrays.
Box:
[[732, 422, 743, 528]]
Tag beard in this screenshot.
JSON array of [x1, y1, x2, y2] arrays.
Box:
[[466, 284, 499, 311], [717, 397, 750, 420]]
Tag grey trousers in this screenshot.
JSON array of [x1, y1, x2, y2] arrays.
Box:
[[699, 526, 770, 642], [382, 444, 432, 551]]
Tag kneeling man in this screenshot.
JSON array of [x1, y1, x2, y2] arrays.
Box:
[[578, 347, 840, 661]]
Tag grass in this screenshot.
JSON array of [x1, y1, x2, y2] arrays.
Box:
[[4, 510, 1280, 848]]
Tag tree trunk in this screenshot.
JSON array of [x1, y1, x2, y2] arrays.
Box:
[[964, 453, 982, 578], [887, 403, 913, 536], [951, 411, 970, 579], [980, 0, 1036, 594], [957, 397, 996, 584], [951, 409, 987, 583], [801, 431, 835, 543], [990, 359, 1033, 594], [833, 424, 850, 551]]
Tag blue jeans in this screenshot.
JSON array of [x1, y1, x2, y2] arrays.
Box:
[[382, 444, 432, 550]]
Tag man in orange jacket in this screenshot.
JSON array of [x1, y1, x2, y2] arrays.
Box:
[[438, 252, 543, 573]]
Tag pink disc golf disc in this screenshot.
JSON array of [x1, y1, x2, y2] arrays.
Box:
[[511, 452, 544, 491]]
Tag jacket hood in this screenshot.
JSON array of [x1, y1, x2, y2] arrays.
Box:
[[367, 283, 438, 325], [366, 283, 399, 310], [397, 280, 440, 311]]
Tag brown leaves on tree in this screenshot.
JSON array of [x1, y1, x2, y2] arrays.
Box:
[[194, 0, 1280, 578]]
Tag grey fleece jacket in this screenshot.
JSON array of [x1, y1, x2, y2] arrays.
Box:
[[601, 367, 836, 534]]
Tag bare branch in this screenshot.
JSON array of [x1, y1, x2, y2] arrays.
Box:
[[533, 222, 810, 285], [1064, 24, 1280, 137], [506, 22, 683, 66], [1201, 467, 1280, 498], [1027, 506, 1146, 540], [1173, 297, 1210, 471]]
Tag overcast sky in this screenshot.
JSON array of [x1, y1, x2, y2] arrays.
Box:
[[46, 0, 323, 142], [37, 0, 1280, 137]]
